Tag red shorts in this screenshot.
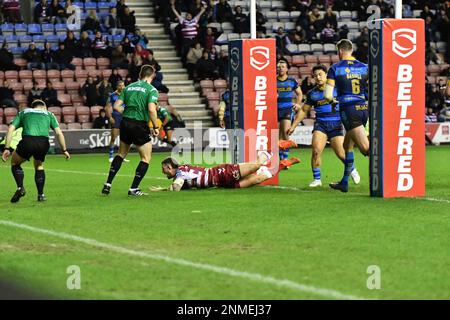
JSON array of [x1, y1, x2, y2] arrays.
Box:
[[210, 164, 241, 188]]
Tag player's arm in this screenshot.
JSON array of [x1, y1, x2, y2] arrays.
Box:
[[1, 124, 16, 161], [293, 87, 303, 110], [113, 98, 124, 114], [325, 66, 336, 103], [218, 101, 226, 128], [105, 99, 113, 119], [150, 178, 184, 192], [53, 127, 71, 160], [148, 102, 159, 136], [288, 104, 311, 135]]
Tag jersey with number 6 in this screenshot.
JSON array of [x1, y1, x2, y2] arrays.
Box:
[[119, 80, 159, 122], [327, 58, 368, 107]]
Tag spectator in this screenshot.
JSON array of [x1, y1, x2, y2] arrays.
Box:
[[295, 10, 310, 30], [2, 0, 21, 23], [42, 42, 59, 70], [0, 43, 20, 71], [322, 6, 337, 30], [130, 29, 149, 49], [128, 55, 144, 81], [320, 22, 337, 43], [217, 50, 229, 80], [52, 42, 76, 70], [201, 27, 215, 52], [41, 81, 62, 107], [105, 7, 126, 37], [420, 5, 435, 20], [186, 42, 203, 79], [34, 0, 52, 23], [275, 27, 291, 55], [214, 0, 233, 23], [97, 78, 113, 107], [111, 45, 129, 69], [306, 24, 317, 43], [435, 8, 450, 43], [108, 68, 123, 90], [124, 75, 133, 86], [78, 31, 93, 58], [171, 0, 207, 65], [81, 77, 99, 107], [309, 7, 323, 30], [27, 80, 43, 105], [425, 43, 441, 65], [134, 43, 150, 60], [293, 25, 306, 44], [338, 24, 349, 40], [196, 50, 217, 80], [427, 85, 445, 113], [210, 45, 218, 62], [82, 10, 101, 34], [425, 108, 438, 123], [233, 5, 249, 34], [120, 36, 135, 55], [354, 40, 369, 63], [63, 30, 79, 53], [355, 27, 369, 48], [292, 0, 312, 13], [93, 109, 110, 129], [425, 16, 438, 43], [121, 6, 137, 34], [116, 0, 128, 19], [50, 0, 67, 24], [92, 31, 110, 58], [255, 6, 267, 33], [23, 43, 45, 71], [0, 80, 18, 108], [147, 49, 161, 73]]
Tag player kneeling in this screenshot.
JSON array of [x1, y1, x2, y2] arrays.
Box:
[[150, 153, 273, 192]]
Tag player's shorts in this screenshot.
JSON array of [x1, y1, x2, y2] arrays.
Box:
[[313, 120, 344, 140], [211, 164, 241, 188], [15, 136, 50, 162], [120, 117, 151, 146], [163, 120, 175, 131], [112, 111, 122, 129], [339, 104, 369, 131], [278, 108, 293, 122]]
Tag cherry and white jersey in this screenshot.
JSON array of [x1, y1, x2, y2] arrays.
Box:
[[174, 164, 242, 189], [175, 165, 211, 189]]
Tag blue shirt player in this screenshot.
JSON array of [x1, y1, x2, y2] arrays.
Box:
[[277, 59, 302, 166], [218, 90, 231, 129], [324, 39, 369, 193], [289, 64, 360, 188], [105, 80, 129, 163]]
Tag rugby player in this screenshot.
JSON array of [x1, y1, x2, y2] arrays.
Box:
[[102, 65, 160, 196], [105, 80, 129, 163], [288, 64, 360, 187], [1, 100, 70, 203], [324, 39, 369, 193], [149, 153, 273, 191], [218, 89, 231, 129], [277, 59, 303, 168], [156, 105, 177, 147]]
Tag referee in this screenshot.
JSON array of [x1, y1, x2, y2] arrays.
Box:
[[1, 100, 71, 203], [102, 65, 160, 196]]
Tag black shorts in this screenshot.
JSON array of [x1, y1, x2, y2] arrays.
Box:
[[278, 108, 293, 122], [120, 117, 151, 146], [340, 104, 369, 131], [16, 136, 50, 162], [163, 120, 175, 131], [112, 111, 123, 129], [313, 120, 344, 140]]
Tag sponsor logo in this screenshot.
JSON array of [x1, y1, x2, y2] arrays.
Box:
[[392, 28, 417, 58], [250, 46, 270, 71], [230, 47, 240, 71], [370, 29, 380, 58], [254, 76, 269, 153]]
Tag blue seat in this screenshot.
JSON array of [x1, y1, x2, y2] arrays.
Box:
[[32, 35, 46, 42], [55, 23, 67, 31], [84, 2, 97, 11], [11, 47, 25, 55], [47, 34, 60, 44], [0, 36, 4, 43], [19, 35, 32, 45], [5, 35, 18, 42], [59, 35, 66, 42], [1, 23, 15, 35], [42, 23, 55, 34], [98, 2, 111, 12], [28, 24, 42, 35], [14, 23, 27, 35]]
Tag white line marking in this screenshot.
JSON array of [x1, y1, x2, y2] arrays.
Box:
[[0, 220, 365, 300], [1, 166, 448, 203]]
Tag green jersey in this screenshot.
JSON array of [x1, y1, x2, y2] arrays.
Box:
[[0, 127, 23, 149], [157, 107, 172, 123], [119, 80, 159, 122], [11, 109, 59, 137]]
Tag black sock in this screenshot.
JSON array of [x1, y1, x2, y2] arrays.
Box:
[[130, 161, 149, 189], [106, 155, 124, 184], [11, 165, 24, 189], [35, 170, 45, 195]]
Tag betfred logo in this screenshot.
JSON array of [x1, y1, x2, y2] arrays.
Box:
[[392, 28, 417, 58], [250, 46, 270, 71], [230, 47, 240, 71]]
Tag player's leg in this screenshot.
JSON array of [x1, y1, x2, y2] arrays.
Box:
[[129, 141, 152, 194], [331, 134, 360, 185], [10, 151, 27, 203], [33, 159, 46, 201], [238, 163, 261, 178], [103, 140, 131, 194], [238, 171, 271, 188], [309, 130, 327, 187], [279, 118, 291, 160], [109, 128, 119, 162], [347, 125, 370, 156]]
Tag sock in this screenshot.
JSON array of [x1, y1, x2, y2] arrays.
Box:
[[285, 148, 290, 159], [279, 149, 289, 160], [109, 145, 115, 158], [130, 161, 149, 189], [35, 170, 45, 195], [106, 155, 124, 184], [312, 168, 321, 180], [341, 151, 354, 185], [11, 165, 24, 189]]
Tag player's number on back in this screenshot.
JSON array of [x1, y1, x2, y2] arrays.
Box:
[[351, 79, 360, 94]]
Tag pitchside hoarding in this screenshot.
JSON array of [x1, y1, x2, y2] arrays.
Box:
[[369, 19, 425, 198], [229, 39, 279, 184]]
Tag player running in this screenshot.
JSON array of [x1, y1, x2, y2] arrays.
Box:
[[288, 64, 360, 187], [277, 59, 302, 168], [1, 100, 70, 203], [102, 65, 160, 196], [105, 80, 129, 163], [324, 39, 369, 193], [156, 105, 177, 147], [149, 153, 273, 192]]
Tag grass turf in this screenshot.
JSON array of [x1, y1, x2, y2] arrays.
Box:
[[0, 146, 449, 299]]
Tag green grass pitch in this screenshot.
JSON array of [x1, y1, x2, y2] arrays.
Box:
[[0, 146, 449, 299]]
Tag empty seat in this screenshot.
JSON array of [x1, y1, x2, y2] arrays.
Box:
[[13, 93, 27, 104], [58, 94, 72, 107], [59, 123, 68, 130], [311, 43, 324, 53], [83, 58, 97, 67], [213, 79, 227, 90], [288, 67, 299, 76], [102, 69, 112, 78], [81, 122, 94, 129], [71, 58, 83, 68], [201, 87, 214, 96], [47, 69, 61, 80], [117, 69, 128, 78], [19, 69, 32, 80], [318, 55, 331, 64], [5, 70, 18, 80], [53, 81, 66, 93], [90, 106, 102, 119], [4, 108, 18, 123], [62, 106, 76, 123], [10, 82, 24, 92], [200, 80, 214, 89], [298, 44, 311, 54], [324, 44, 337, 53], [286, 44, 299, 54], [66, 82, 80, 93], [67, 123, 82, 130], [0, 124, 8, 131], [97, 58, 110, 69], [206, 91, 220, 102], [48, 107, 62, 122], [27, 24, 42, 35], [299, 66, 312, 76], [292, 55, 306, 66], [305, 55, 318, 64], [33, 70, 47, 79], [76, 106, 91, 123]]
